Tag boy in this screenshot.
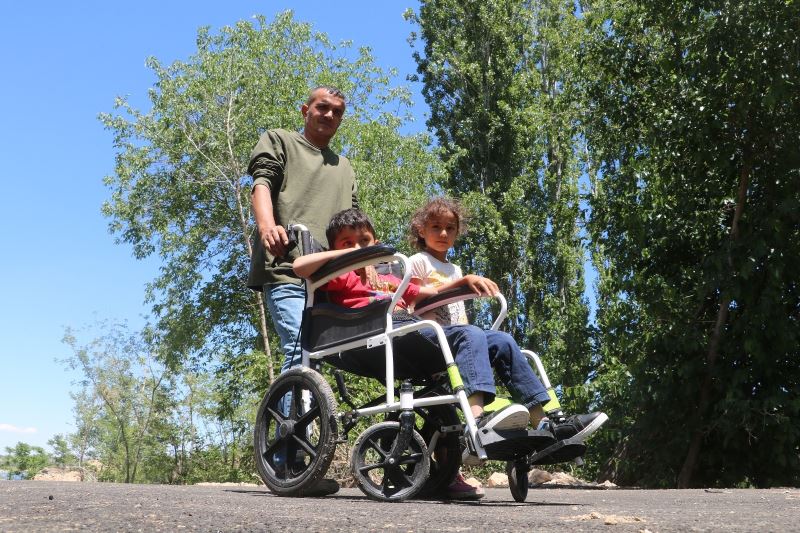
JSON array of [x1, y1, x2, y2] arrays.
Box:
[[294, 209, 607, 440]]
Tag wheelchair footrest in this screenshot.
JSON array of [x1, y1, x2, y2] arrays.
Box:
[[479, 429, 556, 461], [529, 436, 587, 465]]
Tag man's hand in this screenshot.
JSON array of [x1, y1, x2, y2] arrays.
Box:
[[260, 225, 291, 258], [462, 274, 499, 297]]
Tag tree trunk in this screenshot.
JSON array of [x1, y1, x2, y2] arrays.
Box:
[[235, 172, 274, 384], [677, 156, 752, 488]]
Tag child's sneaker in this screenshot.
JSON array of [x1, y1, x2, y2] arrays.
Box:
[[476, 403, 529, 431], [446, 472, 485, 500], [543, 412, 608, 441]]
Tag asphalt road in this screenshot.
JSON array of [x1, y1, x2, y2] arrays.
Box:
[[1, 481, 798, 532]]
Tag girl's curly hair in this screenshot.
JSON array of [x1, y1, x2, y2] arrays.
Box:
[[408, 196, 468, 251]]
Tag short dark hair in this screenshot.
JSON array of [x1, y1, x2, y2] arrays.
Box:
[[408, 196, 468, 250], [326, 208, 376, 247], [307, 85, 346, 105]]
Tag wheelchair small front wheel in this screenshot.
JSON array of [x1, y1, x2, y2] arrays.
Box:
[[506, 460, 530, 502], [351, 421, 430, 502], [253, 368, 338, 496]]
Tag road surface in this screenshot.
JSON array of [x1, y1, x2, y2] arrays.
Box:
[[1, 481, 798, 531]]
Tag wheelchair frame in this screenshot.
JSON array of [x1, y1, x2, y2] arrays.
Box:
[[253, 225, 586, 502]]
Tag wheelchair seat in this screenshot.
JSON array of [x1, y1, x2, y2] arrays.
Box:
[[302, 296, 448, 382]]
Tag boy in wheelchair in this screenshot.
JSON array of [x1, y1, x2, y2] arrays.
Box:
[[293, 208, 605, 439]]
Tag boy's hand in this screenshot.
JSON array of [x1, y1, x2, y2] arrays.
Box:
[[462, 274, 499, 297]]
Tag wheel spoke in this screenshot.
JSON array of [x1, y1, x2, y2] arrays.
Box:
[[294, 404, 320, 429], [262, 436, 282, 459], [292, 434, 317, 458], [381, 473, 401, 496], [288, 384, 300, 420], [396, 452, 425, 466], [365, 437, 390, 460], [386, 465, 411, 490], [266, 406, 285, 424], [358, 457, 391, 474]]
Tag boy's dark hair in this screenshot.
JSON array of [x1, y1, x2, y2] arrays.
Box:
[[408, 196, 468, 250], [325, 208, 376, 246]]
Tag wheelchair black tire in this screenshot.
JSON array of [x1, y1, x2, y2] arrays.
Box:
[[253, 368, 338, 496], [351, 421, 430, 502], [506, 460, 530, 502]]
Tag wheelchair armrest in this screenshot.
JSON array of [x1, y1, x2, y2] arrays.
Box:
[[308, 244, 397, 284], [413, 288, 508, 331], [413, 286, 477, 315]]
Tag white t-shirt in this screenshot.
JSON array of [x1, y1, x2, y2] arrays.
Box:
[[408, 251, 469, 325]]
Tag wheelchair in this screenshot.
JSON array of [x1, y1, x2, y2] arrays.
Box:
[[253, 227, 587, 502]]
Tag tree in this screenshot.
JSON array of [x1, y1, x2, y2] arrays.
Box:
[[47, 434, 75, 468], [2, 442, 48, 479], [63, 322, 173, 483], [100, 11, 444, 386], [581, 0, 800, 487], [406, 0, 593, 400]]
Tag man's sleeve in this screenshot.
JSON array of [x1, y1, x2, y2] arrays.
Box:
[[247, 131, 285, 192], [351, 178, 359, 209]]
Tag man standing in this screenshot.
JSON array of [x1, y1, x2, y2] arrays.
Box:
[[247, 86, 355, 496], [248, 86, 357, 375]]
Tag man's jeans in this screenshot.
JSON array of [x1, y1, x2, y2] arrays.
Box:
[[263, 282, 306, 373], [263, 282, 306, 471]]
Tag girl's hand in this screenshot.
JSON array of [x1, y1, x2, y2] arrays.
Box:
[[462, 274, 499, 297]]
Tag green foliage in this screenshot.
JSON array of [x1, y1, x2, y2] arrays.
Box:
[[62, 322, 262, 484], [2, 442, 49, 479], [62, 322, 174, 483], [581, 0, 800, 487], [47, 434, 75, 468], [100, 11, 443, 383], [407, 0, 593, 414]]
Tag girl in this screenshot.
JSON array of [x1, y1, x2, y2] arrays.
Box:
[[406, 197, 607, 498], [408, 197, 485, 500], [408, 197, 471, 326]]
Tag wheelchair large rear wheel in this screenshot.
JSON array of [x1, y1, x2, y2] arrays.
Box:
[[351, 421, 430, 502], [253, 368, 338, 496]]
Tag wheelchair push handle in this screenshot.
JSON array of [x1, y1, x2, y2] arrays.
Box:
[[285, 223, 316, 256]]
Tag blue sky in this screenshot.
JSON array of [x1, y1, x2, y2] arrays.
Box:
[[0, 1, 427, 452]]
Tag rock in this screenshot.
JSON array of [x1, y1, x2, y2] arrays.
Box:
[[486, 473, 509, 488], [528, 469, 553, 485], [464, 476, 482, 489], [545, 471, 585, 486]]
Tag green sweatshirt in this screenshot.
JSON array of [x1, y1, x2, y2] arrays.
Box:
[[247, 129, 357, 289]]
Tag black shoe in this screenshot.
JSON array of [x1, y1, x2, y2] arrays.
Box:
[[301, 478, 340, 496], [546, 412, 608, 441]]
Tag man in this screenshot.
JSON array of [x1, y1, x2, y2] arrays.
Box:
[[247, 86, 356, 496], [248, 86, 357, 372]]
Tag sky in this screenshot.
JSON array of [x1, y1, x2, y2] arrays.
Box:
[[0, 1, 428, 453]]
